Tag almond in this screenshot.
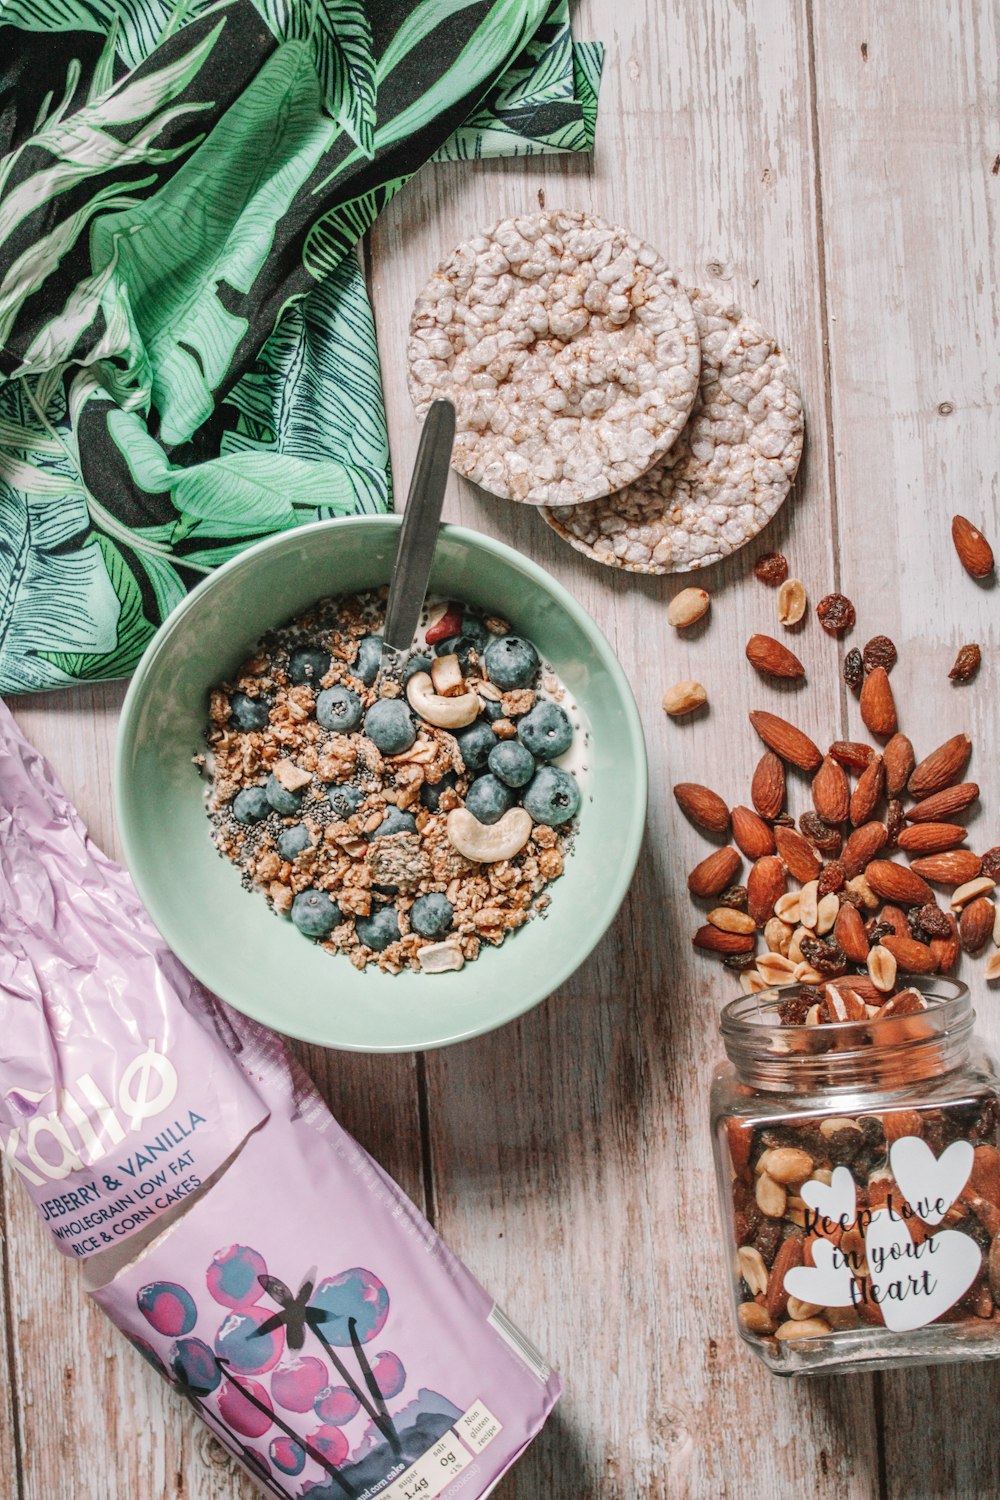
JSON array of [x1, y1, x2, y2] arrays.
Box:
[[829, 740, 877, 772], [747, 855, 788, 926], [835, 903, 870, 963], [749, 711, 822, 772], [883, 1110, 926, 1144], [812, 756, 850, 824], [896, 823, 969, 854], [881, 934, 938, 975], [751, 751, 785, 819], [859, 666, 897, 738], [960, 896, 996, 953], [673, 782, 730, 835], [909, 732, 972, 798], [865, 860, 935, 906], [969, 1145, 1000, 1208], [850, 756, 885, 827], [693, 924, 757, 954], [688, 845, 742, 898], [774, 824, 822, 882], [952, 514, 995, 578], [909, 850, 983, 885], [905, 781, 979, 823], [878, 904, 909, 936], [930, 913, 961, 972], [765, 1236, 804, 1320], [731, 805, 776, 860], [842, 820, 889, 877], [746, 633, 805, 680], [829, 974, 884, 1002], [882, 733, 915, 796]]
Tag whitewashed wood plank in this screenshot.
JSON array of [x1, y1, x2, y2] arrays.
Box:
[[369, 0, 883, 1494], [1, 688, 426, 1498], [811, 0, 1000, 1489]]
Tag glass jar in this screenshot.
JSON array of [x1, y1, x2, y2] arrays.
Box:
[[711, 978, 1000, 1374]]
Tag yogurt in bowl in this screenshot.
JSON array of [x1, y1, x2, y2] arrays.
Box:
[[115, 515, 647, 1052]]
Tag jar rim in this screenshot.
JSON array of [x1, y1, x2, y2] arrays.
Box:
[[720, 975, 969, 1044], [719, 976, 973, 1091]]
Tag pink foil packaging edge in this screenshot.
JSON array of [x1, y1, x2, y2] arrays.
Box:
[[0, 700, 561, 1498]]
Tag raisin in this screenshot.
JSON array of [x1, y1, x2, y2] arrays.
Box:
[[867, 920, 893, 945], [915, 903, 952, 939], [818, 859, 846, 895], [949, 643, 982, 683], [778, 993, 814, 1026], [723, 950, 758, 972], [829, 739, 875, 771], [907, 907, 930, 941], [825, 1127, 864, 1165], [800, 810, 842, 854], [754, 551, 789, 585], [863, 635, 898, 674], [816, 592, 857, 635], [800, 936, 848, 977], [885, 797, 905, 847], [718, 883, 749, 911], [754, 1218, 783, 1267], [843, 647, 864, 692], [981, 848, 1000, 882]]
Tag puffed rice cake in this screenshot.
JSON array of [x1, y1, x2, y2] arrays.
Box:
[[543, 289, 804, 573], [407, 209, 701, 506]]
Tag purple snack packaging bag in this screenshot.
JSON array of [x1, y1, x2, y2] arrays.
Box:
[[0, 701, 561, 1498]]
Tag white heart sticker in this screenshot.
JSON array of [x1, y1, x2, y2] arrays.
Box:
[[864, 1207, 980, 1331], [799, 1165, 857, 1231], [784, 1237, 858, 1309], [890, 1136, 974, 1226]]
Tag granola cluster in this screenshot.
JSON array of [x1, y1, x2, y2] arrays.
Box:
[[202, 592, 578, 974]]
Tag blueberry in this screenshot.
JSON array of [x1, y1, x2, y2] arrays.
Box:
[[460, 612, 490, 649], [370, 806, 417, 839], [517, 700, 573, 761], [404, 653, 432, 682], [291, 889, 342, 938], [355, 906, 400, 951], [327, 783, 365, 820], [316, 685, 362, 733], [479, 697, 505, 723], [488, 740, 535, 788], [288, 646, 331, 686], [484, 635, 539, 690], [364, 699, 415, 755], [420, 772, 456, 812], [522, 765, 580, 826], [277, 823, 310, 860], [410, 893, 454, 938], [265, 773, 304, 816], [354, 635, 383, 686], [232, 785, 270, 824], [433, 635, 479, 672], [229, 692, 270, 732], [464, 774, 513, 825], [454, 720, 498, 771]]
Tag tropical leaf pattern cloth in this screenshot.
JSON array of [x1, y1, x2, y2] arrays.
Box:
[[0, 0, 602, 693]]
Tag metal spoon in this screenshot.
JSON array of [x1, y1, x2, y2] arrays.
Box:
[[377, 398, 456, 687]]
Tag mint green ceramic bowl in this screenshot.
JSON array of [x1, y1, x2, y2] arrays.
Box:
[[115, 516, 647, 1051]]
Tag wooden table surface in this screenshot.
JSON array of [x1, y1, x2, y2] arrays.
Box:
[[4, 1, 1000, 1495]]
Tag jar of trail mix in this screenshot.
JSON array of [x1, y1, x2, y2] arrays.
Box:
[[712, 977, 1000, 1374]]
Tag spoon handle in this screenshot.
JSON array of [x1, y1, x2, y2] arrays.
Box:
[[379, 398, 456, 684]]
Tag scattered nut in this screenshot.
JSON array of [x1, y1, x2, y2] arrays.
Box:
[[668, 587, 711, 628], [777, 578, 807, 625], [663, 680, 707, 717]]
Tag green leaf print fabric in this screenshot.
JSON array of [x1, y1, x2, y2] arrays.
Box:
[[0, 0, 602, 693]]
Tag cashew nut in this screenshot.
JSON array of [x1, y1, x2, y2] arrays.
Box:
[[417, 939, 465, 973], [406, 672, 479, 729], [446, 807, 533, 863]]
